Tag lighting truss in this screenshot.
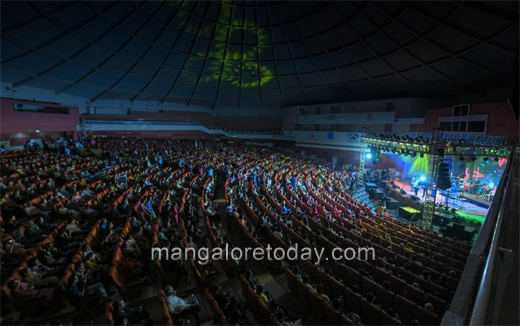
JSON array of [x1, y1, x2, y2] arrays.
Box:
[[361, 133, 515, 158], [360, 131, 516, 231]]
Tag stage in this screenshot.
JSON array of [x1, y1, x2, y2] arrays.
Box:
[[391, 180, 488, 218], [352, 179, 488, 230]]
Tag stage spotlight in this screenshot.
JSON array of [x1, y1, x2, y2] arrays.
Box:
[[483, 157, 489, 162], [366, 153, 372, 159], [471, 157, 476, 161], [459, 157, 465, 161], [420, 176, 426, 182], [494, 157, 499, 161]]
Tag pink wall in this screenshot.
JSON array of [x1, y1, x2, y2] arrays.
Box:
[[1, 98, 80, 142], [85, 112, 281, 131], [92, 130, 214, 139], [414, 101, 518, 136]]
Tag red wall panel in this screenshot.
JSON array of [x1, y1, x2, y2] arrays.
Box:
[[85, 113, 280, 131]]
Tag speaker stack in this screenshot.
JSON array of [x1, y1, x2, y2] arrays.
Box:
[[437, 162, 452, 190]]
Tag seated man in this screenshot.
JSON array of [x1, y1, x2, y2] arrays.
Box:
[[113, 299, 153, 325], [164, 286, 200, 314]]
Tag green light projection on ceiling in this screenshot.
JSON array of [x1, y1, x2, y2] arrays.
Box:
[[175, 0, 274, 89]]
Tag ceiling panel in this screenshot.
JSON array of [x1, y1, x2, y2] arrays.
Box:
[[0, 0, 516, 109]]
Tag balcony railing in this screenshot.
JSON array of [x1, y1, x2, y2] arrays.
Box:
[[80, 118, 279, 135]]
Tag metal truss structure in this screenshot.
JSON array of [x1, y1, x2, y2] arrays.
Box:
[[359, 142, 367, 186], [361, 133, 516, 158], [360, 131, 517, 230], [77, 121, 93, 138]]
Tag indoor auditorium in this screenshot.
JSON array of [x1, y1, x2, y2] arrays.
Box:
[[0, 1, 519, 326]]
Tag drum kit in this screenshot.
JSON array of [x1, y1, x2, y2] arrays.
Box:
[[457, 178, 494, 201]]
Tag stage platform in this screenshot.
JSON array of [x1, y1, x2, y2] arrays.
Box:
[[463, 193, 491, 209], [391, 180, 489, 218], [351, 180, 488, 230]]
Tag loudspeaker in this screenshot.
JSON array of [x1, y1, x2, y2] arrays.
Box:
[[452, 223, 465, 231], [433, 213, 453, 226], [437, 162, 452, 190], [400, 189, 406, 195], [445, 223, 475, 241]]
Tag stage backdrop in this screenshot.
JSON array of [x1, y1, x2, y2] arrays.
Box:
[[365, 153, 429, 179], [451, 156, 507, 188]]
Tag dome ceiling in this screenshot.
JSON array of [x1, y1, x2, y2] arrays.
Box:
[[1, 1, 518, 109]]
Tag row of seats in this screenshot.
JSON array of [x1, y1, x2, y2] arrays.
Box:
[[239, 275, 282, 326], [228, 160, 468, 326], [203, 288, 230, 325]]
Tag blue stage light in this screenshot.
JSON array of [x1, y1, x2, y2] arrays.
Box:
[[366, 153, 372, 159]]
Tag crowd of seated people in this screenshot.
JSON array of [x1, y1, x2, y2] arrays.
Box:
[[222, 152, 471, 325], [1, 137, 473, 326]]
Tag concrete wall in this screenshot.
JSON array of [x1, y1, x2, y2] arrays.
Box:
[[415, 101, 518, 136], [281, 97, 452, 134]]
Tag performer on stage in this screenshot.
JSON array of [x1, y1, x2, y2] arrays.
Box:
[[413, 179, 420, 196], [411, 175, 417, 192], [488, 179, 495, 190]]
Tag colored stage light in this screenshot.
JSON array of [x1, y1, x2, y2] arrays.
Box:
[[420, 176, 426, 182], [366, 153, 372, 159]]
